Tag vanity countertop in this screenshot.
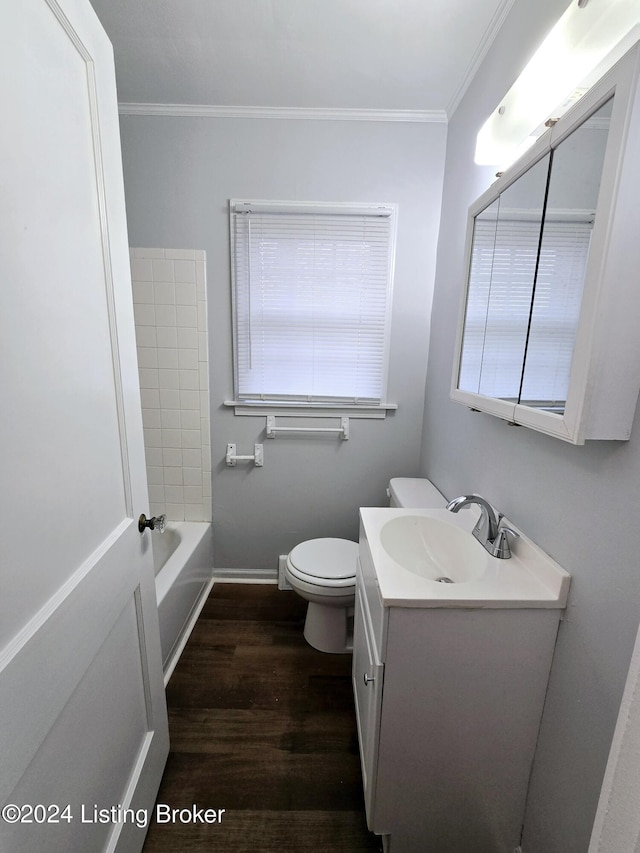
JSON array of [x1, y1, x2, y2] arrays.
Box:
[[359, 506, 571, 609]]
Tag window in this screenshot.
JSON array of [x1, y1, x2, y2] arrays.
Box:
[[229, 200, 396, 409]]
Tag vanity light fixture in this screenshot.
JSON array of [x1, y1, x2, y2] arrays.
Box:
[[475, 0, 640, 167]]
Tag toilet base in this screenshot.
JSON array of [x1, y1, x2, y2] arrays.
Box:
[[303, 602, 354, 654]]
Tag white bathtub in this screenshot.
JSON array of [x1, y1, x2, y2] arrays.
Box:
[[152, 521, 213, 684]]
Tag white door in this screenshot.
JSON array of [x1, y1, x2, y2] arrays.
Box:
[[0, 2, 169, 852], [589, 620, 640, 852]]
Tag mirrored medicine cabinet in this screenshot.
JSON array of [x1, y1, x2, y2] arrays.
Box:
[[451, 42, 640, 444]]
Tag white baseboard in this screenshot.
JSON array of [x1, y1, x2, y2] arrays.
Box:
[[212, 567, 278, 583]]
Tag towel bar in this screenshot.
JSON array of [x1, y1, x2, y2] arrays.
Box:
[[265, 415, 349, 440]]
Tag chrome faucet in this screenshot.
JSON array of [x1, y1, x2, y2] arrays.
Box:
[[445, 494, 518, 559]]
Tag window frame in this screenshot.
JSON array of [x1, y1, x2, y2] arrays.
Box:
[[227, 199, 398, 416]]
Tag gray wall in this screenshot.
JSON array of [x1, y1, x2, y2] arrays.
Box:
[[420, 1, 640, 850], [120, 115, 447, 569]]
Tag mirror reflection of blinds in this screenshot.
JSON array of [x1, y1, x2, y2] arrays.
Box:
[[231, 205, 394, 404], [460, 217, 592, 406], [520, 220, 592, 408]]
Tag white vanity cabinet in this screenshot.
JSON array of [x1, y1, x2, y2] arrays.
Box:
[[353, 516, 566, 853]]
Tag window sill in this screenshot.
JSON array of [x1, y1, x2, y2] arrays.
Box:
[[224, 400, 397, 418]]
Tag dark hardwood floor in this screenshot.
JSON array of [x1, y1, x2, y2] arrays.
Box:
[[142, 583, 382, 852]]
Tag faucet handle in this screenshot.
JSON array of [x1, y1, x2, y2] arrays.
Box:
[[491, 525, 519, 559]]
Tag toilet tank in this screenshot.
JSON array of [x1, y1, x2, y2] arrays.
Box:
[[388, 477, 446, 508]]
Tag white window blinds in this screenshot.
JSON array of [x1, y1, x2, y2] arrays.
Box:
[[520, 220, 592, 407], [459, 215, 592, 408], [230, 201, 396, 405], [459, 218, 540, 400]]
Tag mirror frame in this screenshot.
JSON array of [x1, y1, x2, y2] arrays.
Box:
[[451, 42, 640, 444]]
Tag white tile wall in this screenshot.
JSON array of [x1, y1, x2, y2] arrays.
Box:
[[131, 248, 211, 522]]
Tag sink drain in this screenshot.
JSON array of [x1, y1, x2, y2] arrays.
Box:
[[435, 576, 454, 584]]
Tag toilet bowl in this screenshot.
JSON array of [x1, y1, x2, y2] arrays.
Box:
[[286, 479, 445, 654], [285, 538, 358, 654]]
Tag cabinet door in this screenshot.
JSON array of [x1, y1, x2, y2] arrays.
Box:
[[352, 587, 384, 827]]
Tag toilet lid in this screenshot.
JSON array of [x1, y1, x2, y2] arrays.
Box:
[[288, 538, 358, 581]]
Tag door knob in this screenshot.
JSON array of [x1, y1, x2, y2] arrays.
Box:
[[363, 673, 375, 686], [138, 513, 166, 533]]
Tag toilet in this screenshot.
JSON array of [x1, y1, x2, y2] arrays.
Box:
[[285, 477, 446, 654], [387, 476, 446, 509], [285, 537, 358, 654]]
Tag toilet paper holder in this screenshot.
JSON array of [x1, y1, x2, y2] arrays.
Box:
[[226, 443, 264, 467]]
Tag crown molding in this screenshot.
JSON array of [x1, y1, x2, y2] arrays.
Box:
[[446, 0, 517, 118], [118, 102, 447, 123]]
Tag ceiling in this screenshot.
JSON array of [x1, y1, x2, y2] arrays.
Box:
[[89, 0, 515, 118]]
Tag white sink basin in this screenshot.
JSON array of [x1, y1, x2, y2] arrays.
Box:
[[359, 507, 571, 608], [380, 515, 485, 584]]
